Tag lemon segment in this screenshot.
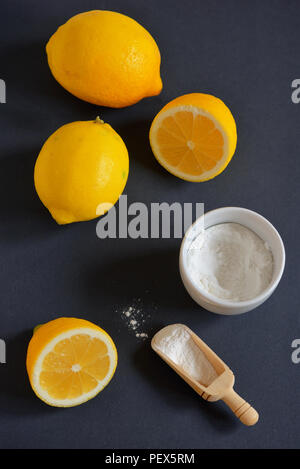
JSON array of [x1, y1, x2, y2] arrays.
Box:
[[26, 318, 118, 407]]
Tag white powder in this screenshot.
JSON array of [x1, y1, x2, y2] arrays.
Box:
[[130, 319, 137, 327], [136, 332, 148, 338], [153, 324, 218, 386], [187, 223, 274, 302], [120, 301, 149, 339], [124, 307, 134, 318]]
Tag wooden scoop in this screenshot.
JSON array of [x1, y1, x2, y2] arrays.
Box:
[[151, 324, 259, 426]]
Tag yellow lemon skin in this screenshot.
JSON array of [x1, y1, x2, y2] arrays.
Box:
[[46, 10, 163, 108], [26, 317, 118, 408], [34, 118, 129, 224]]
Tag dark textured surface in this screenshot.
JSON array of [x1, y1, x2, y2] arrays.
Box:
[[0, 0, 299, 449]]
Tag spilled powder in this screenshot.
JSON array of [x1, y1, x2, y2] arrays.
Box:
[[120, 300, 150, 339]]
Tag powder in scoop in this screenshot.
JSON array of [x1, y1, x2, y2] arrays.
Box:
[[153, 324, 218, 386], [187, 223, 273, 301]]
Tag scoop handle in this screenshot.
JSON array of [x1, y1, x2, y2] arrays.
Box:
[[222, 389, 259, 426]]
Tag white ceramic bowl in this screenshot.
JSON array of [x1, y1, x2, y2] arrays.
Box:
[[179, 207, 285, 315]]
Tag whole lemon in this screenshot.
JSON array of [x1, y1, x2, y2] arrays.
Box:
[[46, 10, 163, 108], [34, 117, 129, 224]]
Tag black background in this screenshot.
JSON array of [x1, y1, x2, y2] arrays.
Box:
[[0, 0, 299, 449]]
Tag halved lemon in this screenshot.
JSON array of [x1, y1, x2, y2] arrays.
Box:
[[149, 93, 237, 182], [26, 317, 117, 407]]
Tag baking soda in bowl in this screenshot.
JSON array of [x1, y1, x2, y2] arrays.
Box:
[[186, 223, 274, 302]]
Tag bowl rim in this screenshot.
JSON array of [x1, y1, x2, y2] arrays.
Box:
[[179, 206, 286, 308]]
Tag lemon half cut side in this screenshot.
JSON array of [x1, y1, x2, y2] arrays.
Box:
[[26, 318, 118, 407], [150, 93, 237, 182]]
